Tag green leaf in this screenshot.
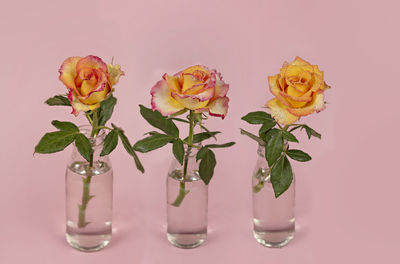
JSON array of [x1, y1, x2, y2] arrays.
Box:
[[259, 119, 276, 137], [263, 128, 279, 143], [51, 120, 79, 132], [169, 117, 189, 123], [302, 125, 322, 139], [168, 108, 187, 117], [116, 127, 145, 173], [133, 134, 175, 153], [241, 111, 273, 124], [185, 131, 220, 144], [98, 95, 117, 126], [282, 130, 299, 143], [205, 142, 235, 148], [286, 149, 312, 162], [144, 131, 163, 136], [199, 124, 218, 140], [271, 155, 293, 198], [265, 132, 283, 167], [45, 95, 71, 106], [172, 140, 184, 165], [198, 148, 216, 185], [288, 125, 302, 132], [196, 147, 208, 161], [100, 129, 119, 156], [75, 133, 92, 162], [139, 105, 179, 137], [240, 129, 265, 145], [35, 131, 77, 154]]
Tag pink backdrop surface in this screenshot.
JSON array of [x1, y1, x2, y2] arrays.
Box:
[[1, 0, 400, 263]]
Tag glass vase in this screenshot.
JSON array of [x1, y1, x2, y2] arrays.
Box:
[[166, 147, 208, 248], [65, 126, 113, 252], [252, 144, 295, 248]]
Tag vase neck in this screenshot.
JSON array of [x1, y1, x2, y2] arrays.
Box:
[[72, 125, 107, 162], [184, 145, 202, 158]]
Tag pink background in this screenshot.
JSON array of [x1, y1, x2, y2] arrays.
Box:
[[1, 0, 399, 263]]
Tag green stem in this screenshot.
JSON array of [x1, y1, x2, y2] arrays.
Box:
[[78, 109, 98, 228], [253, 168, 265, 193], [97, 125, 112, 131], [253, 180, 265, 193], [171, 110, 195, 207]]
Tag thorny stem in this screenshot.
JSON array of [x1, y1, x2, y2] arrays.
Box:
[[77, 109, 98, 228]]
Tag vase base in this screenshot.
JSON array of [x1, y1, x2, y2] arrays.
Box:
[[167, 232, 206, 249], [253, 230, 294, 248], [66, 232, 111, 252]]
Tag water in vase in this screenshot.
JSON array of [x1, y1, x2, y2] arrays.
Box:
[[252, 168, 295, 248], [167, 169, 208, 248], [65, 161, 113, 252]]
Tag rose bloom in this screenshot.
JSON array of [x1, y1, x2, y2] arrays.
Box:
[[267, 56, 330, 125], [59, 55, 124, 115], [151, 65, 229, 118]]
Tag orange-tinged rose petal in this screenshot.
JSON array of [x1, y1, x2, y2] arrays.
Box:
[[312, 65, 324, 77], [80, 85, 109, 105], [181, 65, 210, 75], [293, 83, 309, 93], [76, 55, 107, 73], [298, 70, 312, 84], [286, 85, 304, 97], [278, 75, 287, 90], [164, 74, 181, 93], [151, 80, 184, 116], [269, 75, 281, 95], [292, 56, 311, 66], [181, 73, 205, 93], [285, 65, 313, 78], [286, 98, 308, 108], [59, 56, 81, 91], [280, 90, 312, 104], [107, 64, 124, 87], [286, 92, 325, 117], [173, 93, 210, 110], [80, 80, 94, 96], [214, 79, 229, 98], [285, 86, 309, 108], [280, 62, 289, 76], [266, 98, 299, 125], [309, 75, 324, 92], [180, 65, 211, 93], [207, 97, 229, 118], [79, 70, 108, 98], [69, 91, 100, 116], [269, 75, 292, 108]]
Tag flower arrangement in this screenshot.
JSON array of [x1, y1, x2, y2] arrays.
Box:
[[133, 65, 235, 206], [241, 56, 330, 197], [34, 55, 144, 228]]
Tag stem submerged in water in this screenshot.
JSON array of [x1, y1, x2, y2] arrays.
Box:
[[77, 110, 98, 228], [171, 110, 195, 207]]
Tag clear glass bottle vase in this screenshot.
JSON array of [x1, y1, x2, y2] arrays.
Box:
[[65, 126, 113, 252], [252, 144, 295, 248], [166, 147, 208, 248]]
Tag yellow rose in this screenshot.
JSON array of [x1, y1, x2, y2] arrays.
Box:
[[266, 56, 330, 125], [58, 55, 124, 116], [151, 65, 230, 118]]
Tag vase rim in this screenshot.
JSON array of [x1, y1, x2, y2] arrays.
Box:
[[77, 125, 106, 147]]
